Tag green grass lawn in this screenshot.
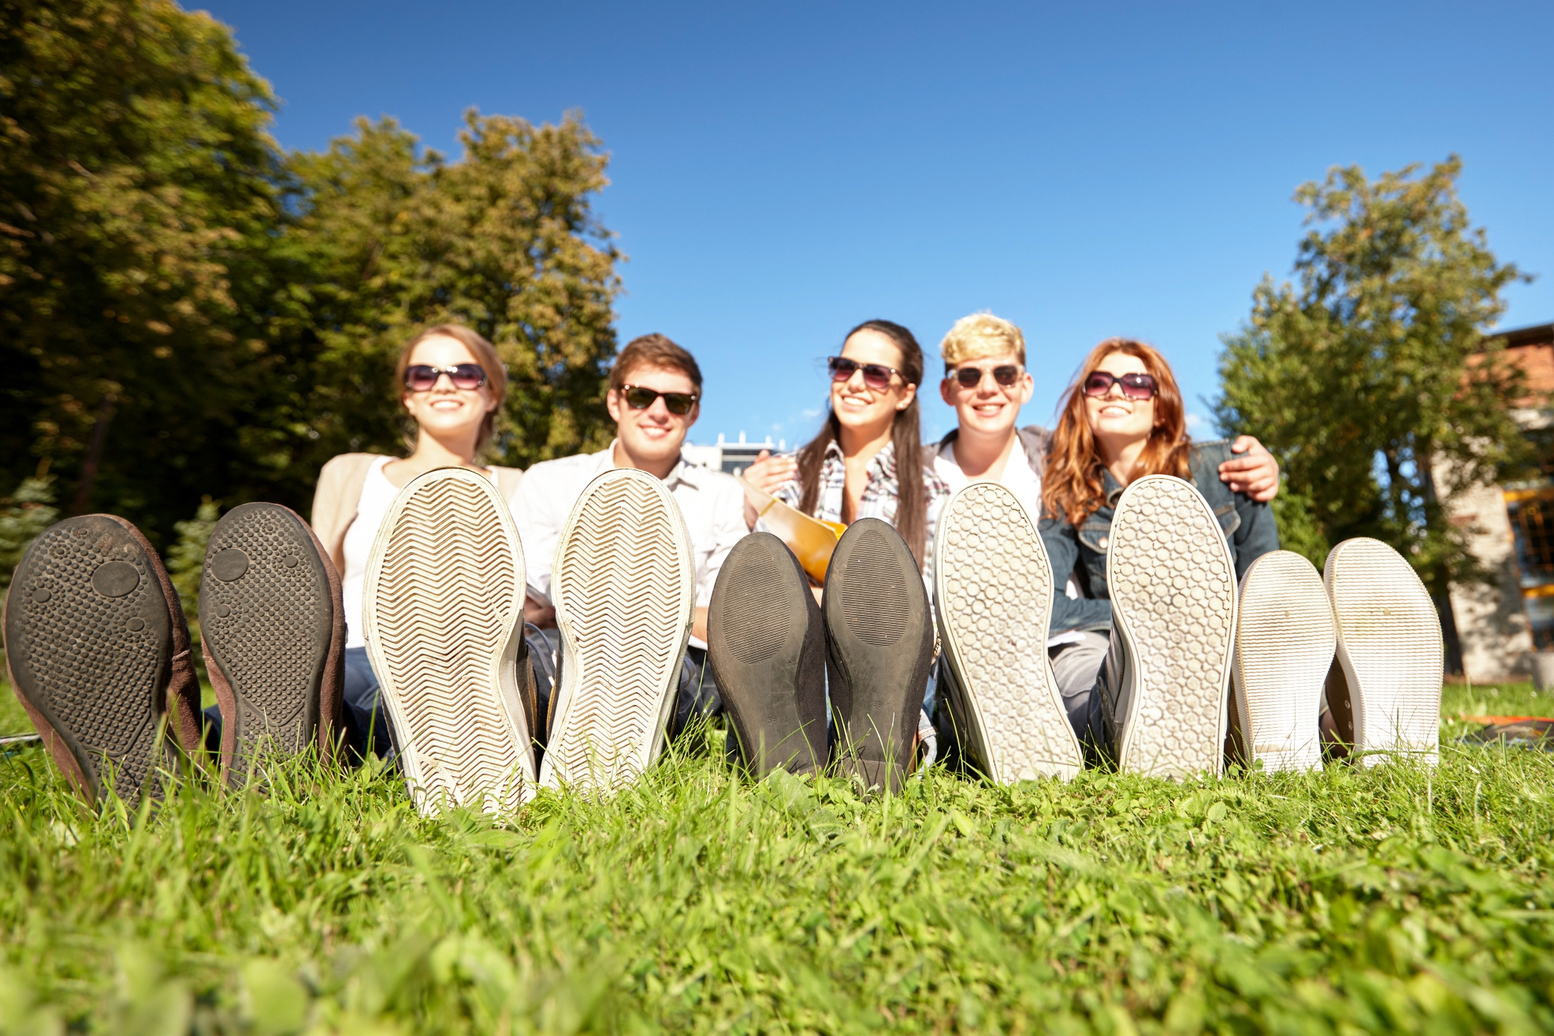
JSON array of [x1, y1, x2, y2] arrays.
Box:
[[2, 678, 1553, 1035]]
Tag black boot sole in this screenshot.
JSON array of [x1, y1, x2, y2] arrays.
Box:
[[200, 502, 332, 786], [708, 533, 826, 777], [823, 518, 933, 793], [3, 515, 176, 804]]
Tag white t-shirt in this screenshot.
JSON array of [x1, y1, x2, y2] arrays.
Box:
[[933, 435, 1043, 517], [338, 458, 520, 649]]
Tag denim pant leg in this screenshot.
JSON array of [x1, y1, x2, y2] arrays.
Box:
[[342, 646, 394, 761]]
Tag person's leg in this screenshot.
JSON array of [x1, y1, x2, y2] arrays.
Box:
[[340, 646, 395, 761], [667, 645, 721, 744], [1049, 631, 1111, 755]]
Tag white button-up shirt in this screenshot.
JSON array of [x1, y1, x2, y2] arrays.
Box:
[[511, 443, 748, 642]]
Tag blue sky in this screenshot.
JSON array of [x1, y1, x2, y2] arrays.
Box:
[[202, 0, 1554, 448]]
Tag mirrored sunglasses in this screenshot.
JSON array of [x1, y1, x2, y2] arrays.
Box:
[[827, 356, 902, 391], [951, 364, 1022, 389], [1083, 371, 1157, 401], [403, 363, 487, 392]]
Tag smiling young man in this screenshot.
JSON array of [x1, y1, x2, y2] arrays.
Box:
[[510, 333, 747, 787]]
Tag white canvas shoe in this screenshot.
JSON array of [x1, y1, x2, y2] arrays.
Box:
[[1105, 475, 1238, 778], [539, 467, 695, 793], [1231, 550, 1336, 772], [363, 467, 536, 815], [933, 482, 1082, 782], [1324, 537, 1442, 767]]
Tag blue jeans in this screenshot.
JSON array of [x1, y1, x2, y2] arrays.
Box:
[[202, 646, 391, 763]]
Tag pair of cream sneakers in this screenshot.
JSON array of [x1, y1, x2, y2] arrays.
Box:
[[360, 466, 695, 815], [933, 476, 1443, 784]]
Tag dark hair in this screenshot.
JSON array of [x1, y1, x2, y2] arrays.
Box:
[[611, 333, 703, 393], [395, 323, 508, 454], [794, 319, 929, 565], [1042, 337, 1190, 527]]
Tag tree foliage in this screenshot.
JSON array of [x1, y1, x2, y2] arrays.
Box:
[[1, 0, 621, 547], [1215, 157, 1533, 597]]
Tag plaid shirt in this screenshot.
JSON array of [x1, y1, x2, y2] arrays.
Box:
[[770, 439, 951, 591]]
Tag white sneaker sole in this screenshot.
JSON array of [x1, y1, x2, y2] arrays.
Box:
[[362, 468, 535, 814], [539, 468, 695, 792], [1324, 537, 1442, 767], [1232, 550, 1335, 772], [1108, 475, 1237, 778], [934, 482, 1082, 782]]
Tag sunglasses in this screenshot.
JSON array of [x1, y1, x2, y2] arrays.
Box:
[[949, 364, 1023, 389], [404, 363, 487, 392], [827, 356, 904, 391], [1083, 371, 1158, 401], [619, 384, 699, 416]]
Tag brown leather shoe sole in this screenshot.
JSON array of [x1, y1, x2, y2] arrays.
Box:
[[3, 514, 191, 805], [199, 502, 341, 787]]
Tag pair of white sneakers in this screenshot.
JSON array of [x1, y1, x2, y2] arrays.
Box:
[[359, 466, 696, 815], [934, 476, 1444, 783]]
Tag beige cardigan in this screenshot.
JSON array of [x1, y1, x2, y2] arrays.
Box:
[[311, 453, 523, 575]]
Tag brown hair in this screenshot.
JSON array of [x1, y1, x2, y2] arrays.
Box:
[[1041, 337, 1190, 527], [611, 333, 703, 394], [794, 319, 930, 565], [395, 323, 508, 454]]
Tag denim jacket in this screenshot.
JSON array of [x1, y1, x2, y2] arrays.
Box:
[[1039, 440, 1280, 633]]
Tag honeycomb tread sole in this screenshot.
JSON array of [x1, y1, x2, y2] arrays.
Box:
[[3, 515, 173, 803], [1232, 550, 1335, 773], [541, 468, 695, 793], [1109, 476, 1237, 778], [1325, 537, 1442, 767], [363, 469, 535, 813], [200, 502, 330, 783], [934, 483, 1082, 782]]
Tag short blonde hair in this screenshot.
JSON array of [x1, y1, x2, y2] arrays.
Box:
[[940, 312, 1026, 372]]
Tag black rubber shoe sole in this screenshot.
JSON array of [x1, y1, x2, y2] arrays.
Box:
[[823, 518, 933, 793], [3, 515, 175, 804], [199, 502, 332, 785], [708, 532, 827, 778]]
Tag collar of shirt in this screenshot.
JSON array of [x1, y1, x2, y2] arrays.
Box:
[[1101, 466, 1125, 507], [600, 439, 706, 491]]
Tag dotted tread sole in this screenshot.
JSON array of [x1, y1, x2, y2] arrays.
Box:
[[934, 483, 1082, 782], [3, 515, 173, 803], [707, 533, 826, 777], [541, 468, 695, 793], [363, 469, 535, 814], [1108, 476, 1237, 778], [200, 503, 330, 783], [1232, 550, 1335, 772], [1325, 537, 1442, 767]]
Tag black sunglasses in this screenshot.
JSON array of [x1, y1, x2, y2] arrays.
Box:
[[827, 356, 905, 391], [404, 363, 487, 392], [620, 384, 699, 416], [949, 364, 1023, 389], [1083, 371, 1158, 401]]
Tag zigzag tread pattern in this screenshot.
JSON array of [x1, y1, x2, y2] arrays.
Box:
[[200, 504, 328, 770], [1327, 537, 1442, 767], [1109, 477, 1236, 778], [1233, 551, 1334, 773], [545, 474, 691, 791], [5, 517, 167, 801], [368, 475, 531, 813], [936, 484, 1082, 782]]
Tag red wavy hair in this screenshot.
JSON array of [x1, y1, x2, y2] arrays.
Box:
[[1041, 338, 1191, 527]]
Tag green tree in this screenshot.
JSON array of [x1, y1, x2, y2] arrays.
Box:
[[0, 0, 288, 544], [1216, 156, 1534, 608]]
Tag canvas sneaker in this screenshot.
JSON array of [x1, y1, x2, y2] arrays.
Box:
[[708, 532, 827, 778], [823, 517, 934, 793], [363, 467, 537, 813], [1102, 475, 1238, 778], [3, 514, 202, 805], [1323, 537, 1442, 767], [934, 481, 1082, 782], [539, 467, 696, 793], [1231, 549, 1336, 772], [199, 502, 346, 786]]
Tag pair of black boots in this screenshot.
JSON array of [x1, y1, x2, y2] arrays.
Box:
[[707, 518, 934, 793]]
